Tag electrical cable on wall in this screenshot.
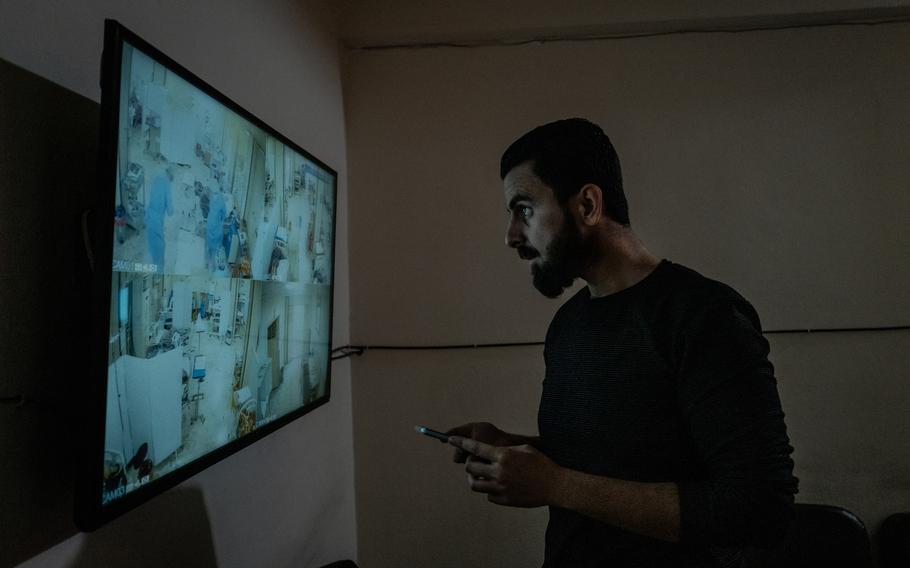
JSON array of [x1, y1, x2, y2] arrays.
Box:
[[6, 325, 908, 398], [0, 395, 27, 407], [0, 394, 75, 410], [329, 324, 910, 361]]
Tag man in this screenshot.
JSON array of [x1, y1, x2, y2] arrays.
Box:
[[205, 187, 228, 274], [145, 169, 174, 271], [446, 118, 798, 567]]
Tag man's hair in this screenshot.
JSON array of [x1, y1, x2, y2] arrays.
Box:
[[500, 118, 630, 226]]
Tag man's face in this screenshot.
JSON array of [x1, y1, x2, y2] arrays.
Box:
[[503, 162, 585, 298]]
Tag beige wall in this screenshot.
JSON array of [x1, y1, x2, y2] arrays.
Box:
[[344, 19, 910, 568], [0, 1, 355, 567]]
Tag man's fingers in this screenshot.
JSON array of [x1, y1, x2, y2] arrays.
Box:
[[455, 448, 495, 464], [466, 473, 504, 494], [444, 424, 474, 437], [465, 457, 496, 479], [448, 436, 500, 461]]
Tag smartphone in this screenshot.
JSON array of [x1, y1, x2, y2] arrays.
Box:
[[414, 425, 449, 443]]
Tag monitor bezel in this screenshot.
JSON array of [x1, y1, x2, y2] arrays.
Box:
[[75, 19, 338, 531]]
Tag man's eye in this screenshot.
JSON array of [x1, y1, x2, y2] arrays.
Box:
[[518, 206, 533, 219]]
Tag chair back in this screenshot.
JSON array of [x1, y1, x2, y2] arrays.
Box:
[[879, 512, 910, 568], [755, 503, 873, 568]]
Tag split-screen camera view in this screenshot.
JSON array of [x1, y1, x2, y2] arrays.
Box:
[[103, 42, 335, 504]]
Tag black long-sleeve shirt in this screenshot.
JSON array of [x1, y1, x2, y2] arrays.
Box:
[[538, 259, 798, 567]]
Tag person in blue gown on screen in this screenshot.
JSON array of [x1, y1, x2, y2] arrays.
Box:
[[206, 188, 227, 273], [223, 204, 239, 266], [145, 170, 173, 271]]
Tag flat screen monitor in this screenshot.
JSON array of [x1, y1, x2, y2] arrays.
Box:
[[76, 20, 337, 530]]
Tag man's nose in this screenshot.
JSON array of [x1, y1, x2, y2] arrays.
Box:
[[505, 217, 523, 249]]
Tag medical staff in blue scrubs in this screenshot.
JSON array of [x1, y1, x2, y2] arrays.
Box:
[[206, 189, 227, 273], [146, 171, 173, 271]]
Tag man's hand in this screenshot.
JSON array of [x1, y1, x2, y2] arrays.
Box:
[[447, 436, 682, 542], [448, 436, 564, 508], [444, 422, 517, 464]]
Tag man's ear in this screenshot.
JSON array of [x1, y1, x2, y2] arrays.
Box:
[[574, 184, 604, 227]]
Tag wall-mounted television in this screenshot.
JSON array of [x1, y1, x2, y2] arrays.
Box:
[[76, 20, 338, 530]]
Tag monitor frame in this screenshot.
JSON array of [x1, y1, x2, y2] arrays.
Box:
[[75, 19, 338, 531]]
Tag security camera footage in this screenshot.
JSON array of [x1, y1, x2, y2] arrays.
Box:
[[103, 41, 335, 505]]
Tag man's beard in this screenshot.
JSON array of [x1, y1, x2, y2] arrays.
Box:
[[530, 215, 586, 298]]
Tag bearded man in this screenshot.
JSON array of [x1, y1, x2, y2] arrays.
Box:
[[446, 118, 798, 568]]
